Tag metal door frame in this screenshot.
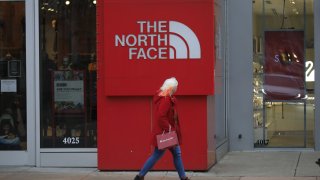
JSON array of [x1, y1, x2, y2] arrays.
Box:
[[314, 0, 320, 151], [34, 0, 97, 167], [0, 0, 36, 166]]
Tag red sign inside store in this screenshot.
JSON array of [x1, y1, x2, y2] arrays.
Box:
[[99, 0, 215, 96], [264, 31, 306, 100]]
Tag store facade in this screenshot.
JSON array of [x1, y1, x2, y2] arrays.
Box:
[[0, 0, 319, 169], [97, 0, 217, 170], [0, 0, 97, 166]]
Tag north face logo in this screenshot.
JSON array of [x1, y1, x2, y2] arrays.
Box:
[[114, 21, 201, 60]]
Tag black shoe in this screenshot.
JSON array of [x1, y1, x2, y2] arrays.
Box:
[[315, 158, 320, 166], [181, 177, 190, 180], [134, 175, 144, 180]]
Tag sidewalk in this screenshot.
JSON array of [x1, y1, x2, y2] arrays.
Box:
[[0, 151, 320, 180]]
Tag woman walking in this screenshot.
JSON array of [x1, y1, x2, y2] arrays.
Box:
[[134, 77, 190, 180]]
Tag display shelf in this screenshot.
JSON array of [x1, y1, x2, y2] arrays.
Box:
[[253, 53, 264, 129]]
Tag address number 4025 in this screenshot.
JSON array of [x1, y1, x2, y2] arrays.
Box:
[[63, 137, 80, 144]]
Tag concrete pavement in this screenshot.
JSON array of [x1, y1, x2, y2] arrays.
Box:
[[0, 151, 320, 179]]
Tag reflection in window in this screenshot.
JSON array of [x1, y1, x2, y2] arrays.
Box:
[[39, 0, 96, 148], [0, 2, 27, 151]]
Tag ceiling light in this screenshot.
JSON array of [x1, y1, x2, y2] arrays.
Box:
[[93, 0, 96, 4], [65, 0, 70, 5]]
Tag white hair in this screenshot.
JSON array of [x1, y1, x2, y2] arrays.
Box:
[[160, 77, 178, 92]]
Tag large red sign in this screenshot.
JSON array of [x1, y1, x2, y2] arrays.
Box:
[[98, 0, 214, 96]]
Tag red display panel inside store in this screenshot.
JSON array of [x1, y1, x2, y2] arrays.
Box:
[[264, 31, 306, 100], [97, 0, 215, 170]]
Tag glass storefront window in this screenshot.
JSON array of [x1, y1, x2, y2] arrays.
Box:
[[39, 0, 96, 148], [0, 2, 27, 151], [253, 0, 314, 148]]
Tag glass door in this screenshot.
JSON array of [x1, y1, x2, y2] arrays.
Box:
[[0, 0, 36, 165], [252, 0, 314, 148], [38, 0, 97, 167]]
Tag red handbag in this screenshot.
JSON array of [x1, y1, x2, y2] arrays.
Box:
[[156, 126, 178, 150]]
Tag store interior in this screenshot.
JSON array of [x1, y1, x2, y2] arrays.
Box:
[[0, 2, 27, 150], [252, 0, 314, 148], [39, 0, 97, 148]]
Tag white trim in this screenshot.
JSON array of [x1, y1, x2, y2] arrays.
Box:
[[0, 152, 29, 165], [34, 0, 41, 167], [40, 148, 97, 153], [40, 152, 97, 167], [314, 0, 320, 151], [26, 0, 36, 165]]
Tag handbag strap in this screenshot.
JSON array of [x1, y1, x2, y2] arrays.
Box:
[[162, 125, 171, 135]]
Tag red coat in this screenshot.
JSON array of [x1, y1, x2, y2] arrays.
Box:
[[151, 92, 182, 147]]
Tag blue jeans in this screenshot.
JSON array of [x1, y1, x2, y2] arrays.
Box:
[[138, 146, 186, 179]]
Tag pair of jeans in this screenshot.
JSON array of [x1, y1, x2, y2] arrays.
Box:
[[138, 146, 186, 179]]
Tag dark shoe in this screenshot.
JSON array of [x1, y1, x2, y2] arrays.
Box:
[[134, 175, 144, 180], [316, 159, 320, 166], [181, 177, 190, 180]]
